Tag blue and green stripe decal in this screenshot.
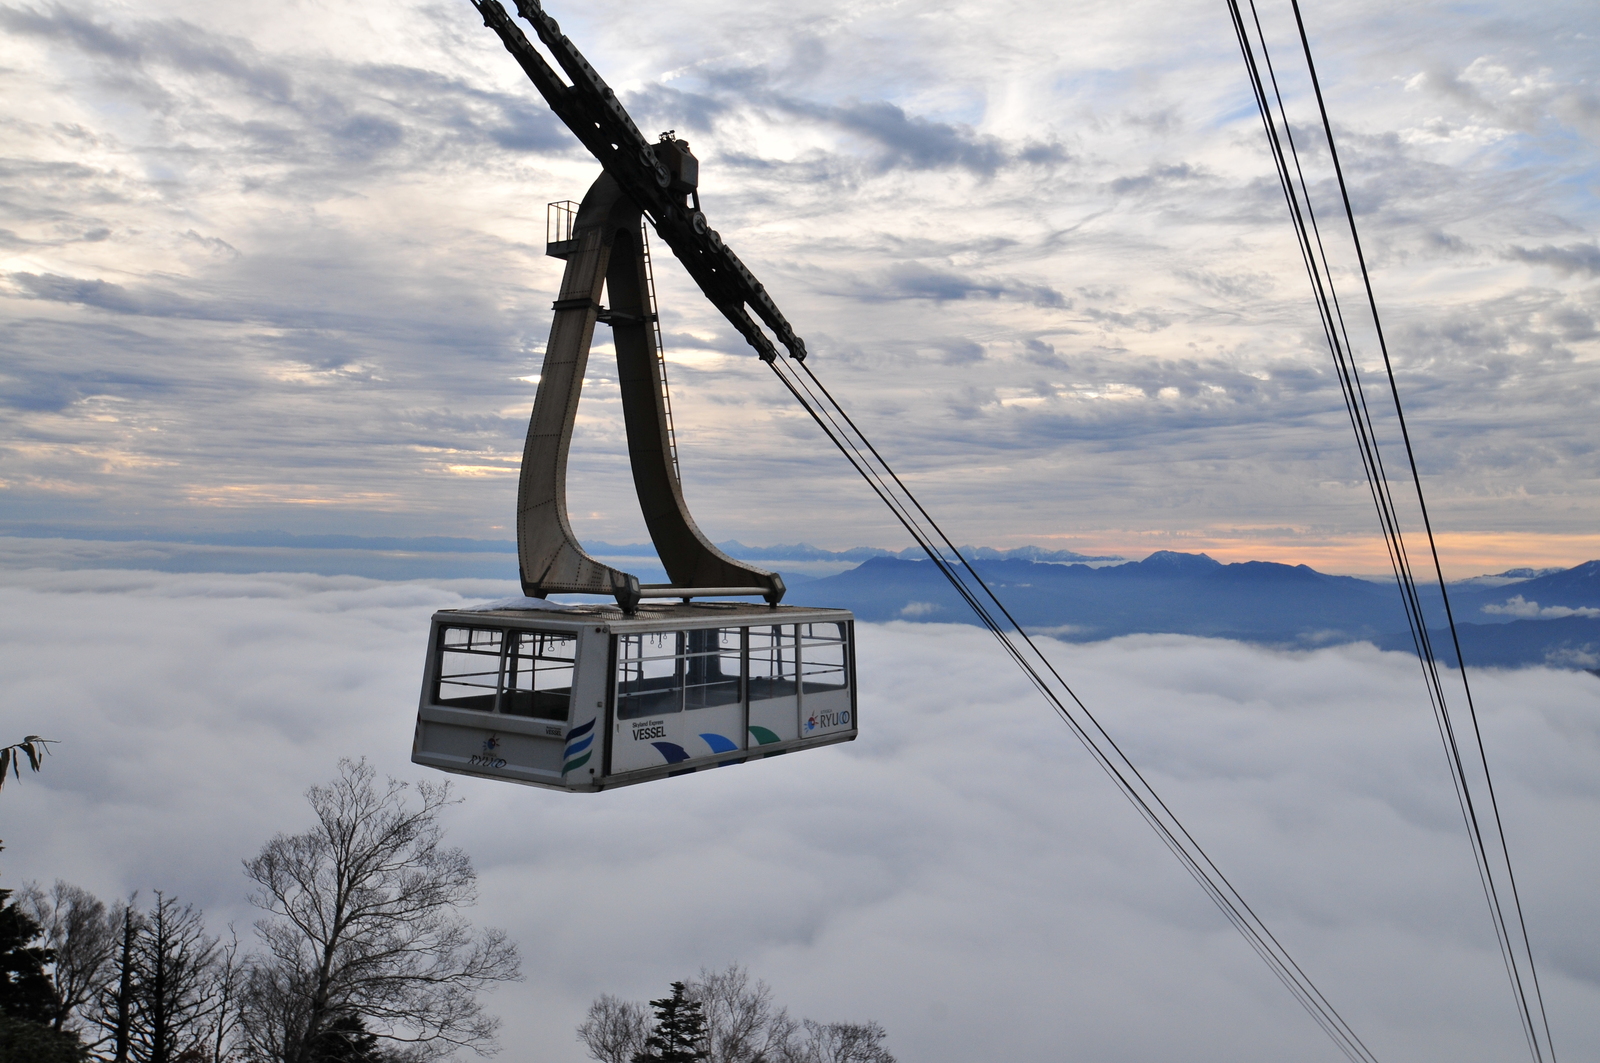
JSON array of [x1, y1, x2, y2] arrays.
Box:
[[699, 732, 739, 755], [562, 719, 595, 774]]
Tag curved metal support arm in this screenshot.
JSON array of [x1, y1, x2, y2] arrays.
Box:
[[516, 174, 784, 611]]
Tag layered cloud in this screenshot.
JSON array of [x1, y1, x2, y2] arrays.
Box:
[[1482, 594, 1600, 620], [3, 566, 1598, 1062], [0, 0, 1596, 568]]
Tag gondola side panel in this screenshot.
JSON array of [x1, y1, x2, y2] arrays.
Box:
[[799, 619, 855, 740], [413, 613, 578, 790], [411, 618, 447, 765]]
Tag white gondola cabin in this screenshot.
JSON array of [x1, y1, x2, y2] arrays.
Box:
[[412, 600, 857, 791]]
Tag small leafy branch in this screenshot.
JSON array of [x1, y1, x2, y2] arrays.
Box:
[[0, 736, 56, 792]]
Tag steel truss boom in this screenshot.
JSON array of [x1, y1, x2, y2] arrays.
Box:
[[472, 0, 805, 363]]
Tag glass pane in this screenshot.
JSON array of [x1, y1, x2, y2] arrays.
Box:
[[436, 627, 504, 710], [748, 624, 796, 700], [503, 630, 575, 721], [616, 631, 683, 719], [684, 628, 742, 710], [799, 622, 849, 694]]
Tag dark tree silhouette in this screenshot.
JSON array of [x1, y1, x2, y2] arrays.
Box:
[[306, 1013, 390, 1063], [582, 968, 894, 1063], [0, 888, 88, 1062], [0, 1011, 89, 1062], [0, 890, 55, 1024], [131, 893, 220, 1063], [633, 982, 708, 1063], [18, 881, 116, 1034], [97, 902, 141, 1063]]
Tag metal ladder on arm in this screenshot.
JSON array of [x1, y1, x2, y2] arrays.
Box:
[[639, 221, 680, 482]]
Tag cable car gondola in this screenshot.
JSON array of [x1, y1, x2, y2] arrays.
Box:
[[412, 5, 858, 789], [413, 601, 855, 791]]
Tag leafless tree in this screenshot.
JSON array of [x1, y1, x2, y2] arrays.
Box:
[[131, 891, 222, 1063], [241, 758, 521, 1063], [575, 994, 650, 1063], [18, 880, 117, 1034], [788, 1021, 894, 1063], [234, 955, 310, 1063], [95, 898, 143, 1063], [81, 892, 224, 1063], [581, 968, 891, 1063], [687, 966, 796, 1063], [193, 926, 244, 1063]]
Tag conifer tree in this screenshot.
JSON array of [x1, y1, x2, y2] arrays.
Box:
[[307, 1013, 388, 1063], [0, 889, 88, 1062], [632, 982, 708, 1063], [0, 889, 54, 1024]]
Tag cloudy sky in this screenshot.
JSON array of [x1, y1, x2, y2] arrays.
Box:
[[4, 564, 1599, 1062], [2, 0, 1597, 573], [5, 4, 1599, 1060]]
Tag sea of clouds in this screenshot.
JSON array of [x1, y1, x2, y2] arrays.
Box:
[[3, 564, 1597, 1062]]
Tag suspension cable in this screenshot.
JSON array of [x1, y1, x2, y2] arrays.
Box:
[[760, 348, 1381, 1063], [1227, 2, 1555, 1059]]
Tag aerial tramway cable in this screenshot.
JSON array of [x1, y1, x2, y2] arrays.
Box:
[[760, 315, 1383, 1063], [1227, 2, 1556, 1059], [755, 5, 1551, 1061]]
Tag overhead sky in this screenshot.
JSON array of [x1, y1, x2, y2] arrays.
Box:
[[2, 0, 1598, 574], [4, 566, 1598, 1062]]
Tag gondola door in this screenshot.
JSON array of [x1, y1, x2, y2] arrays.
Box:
[[681, 627, 744, 762], [747, 623, 798, 752], [611, 630, 685, 773]]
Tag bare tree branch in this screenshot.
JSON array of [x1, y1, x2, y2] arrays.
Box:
[[241, 758, 521, 1063], [584, 969, 895, 1063], [17, 881, 115, 1034], [688, 966, 796, 1063], [788, 1021, 895, 1063], [576, 994, 651, 1063]]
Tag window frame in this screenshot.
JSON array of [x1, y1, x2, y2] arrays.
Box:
[[798, 621, 850, 695], [433, 624, 575, 722]]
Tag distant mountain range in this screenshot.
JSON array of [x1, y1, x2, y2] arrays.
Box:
[[0, 525, 1118, 564], [602, 540, 1122, 564], [784, 551, 1600, 672], [6, 526, 1594, 670]]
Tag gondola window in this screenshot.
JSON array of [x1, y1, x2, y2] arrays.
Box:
[[434, 626, 573, 721], [748, 624, 797, 701], [503, 630, 576, 721], [684, 628, 742, 710], [617, 631, 685, 719], [799, 622, 849, 694], [436, 627, 505, 710]]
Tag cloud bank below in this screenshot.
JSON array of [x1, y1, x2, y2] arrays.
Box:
[[2, 565, 1598, 1062]]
